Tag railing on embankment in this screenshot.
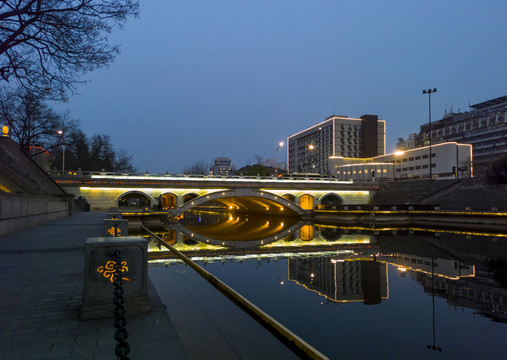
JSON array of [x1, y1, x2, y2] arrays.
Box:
[[141, 225, 329, 360], [311, 209, 507, 231]]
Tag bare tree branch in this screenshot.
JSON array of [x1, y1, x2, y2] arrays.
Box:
[[0, 0, 139, 99]]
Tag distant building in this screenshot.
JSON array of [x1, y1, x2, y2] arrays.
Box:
[[415, 94, 507, 174], [396, 133, 416, 151], [287, 114, 386, 174], [210, 157, 232, 176], [329, 142, 472, 180]]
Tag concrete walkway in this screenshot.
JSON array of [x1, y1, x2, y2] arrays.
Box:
[[0, 212, 188, 359]]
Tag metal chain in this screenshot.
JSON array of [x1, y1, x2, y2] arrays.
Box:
[[113, 250, 130, 360]]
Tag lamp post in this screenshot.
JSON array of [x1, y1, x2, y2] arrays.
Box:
[[57, 130, 65, 172], [276, 141, 284, 173], [422, 88, 437, 183]]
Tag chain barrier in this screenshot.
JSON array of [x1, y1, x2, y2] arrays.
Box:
[[113, 250, 130, 359]]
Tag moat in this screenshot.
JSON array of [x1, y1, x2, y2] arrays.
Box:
[[145, 211, 507, 359]]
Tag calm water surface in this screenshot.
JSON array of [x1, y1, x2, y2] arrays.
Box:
[[148, 211, 507, 359]]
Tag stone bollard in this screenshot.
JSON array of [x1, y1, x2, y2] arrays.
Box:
[[80, 237, 150, 320], [103, 219, 128, 237]]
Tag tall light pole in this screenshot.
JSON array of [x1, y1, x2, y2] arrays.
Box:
[[276, 141, 284, 174], [57, 130, 65, 172], [422, 88, 437, 182]]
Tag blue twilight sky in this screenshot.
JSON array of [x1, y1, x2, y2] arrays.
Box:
[[61, 0, 507, 173]]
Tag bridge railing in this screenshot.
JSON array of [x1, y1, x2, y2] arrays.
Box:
[[48, 170, 347, 182]]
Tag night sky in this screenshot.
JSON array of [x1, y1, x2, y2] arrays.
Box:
[[60, 0, 507, 173]]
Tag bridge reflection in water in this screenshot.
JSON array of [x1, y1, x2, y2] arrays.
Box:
[[147, 210, 507, 358], [146, 210, 505, 313]]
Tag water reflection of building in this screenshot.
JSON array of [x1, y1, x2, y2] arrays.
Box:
[[380, 253, 474, 279], [416, 271, 507, 323], [288, 258, 388, 304]]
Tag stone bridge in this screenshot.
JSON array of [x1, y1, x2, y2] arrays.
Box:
[[52, 172, 378, 214]]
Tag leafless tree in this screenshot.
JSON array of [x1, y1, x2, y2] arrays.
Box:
[[0, 0, 139, 99], [0, 88, 77, 151], [184, 160, 210, 175]]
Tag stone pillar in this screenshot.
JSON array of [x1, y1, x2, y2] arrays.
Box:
[[81, 237, 150, 320], [176, 195, 184, 207]]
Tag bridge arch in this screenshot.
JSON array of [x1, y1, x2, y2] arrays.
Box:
[[117, 191, 154, 209], [299, 194, 314, 210], [170, 188, 308, 217], [160, 192, 178, 210], [320, 227, 344, 241], [170, 220, 306, 249], [282, 193, 297, 203], [320, 193, 344, 207], [183, 193, 199, 203]]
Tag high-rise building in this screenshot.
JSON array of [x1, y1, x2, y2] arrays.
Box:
[[287, 115, 385, 174], [415, 94, 507, 173]]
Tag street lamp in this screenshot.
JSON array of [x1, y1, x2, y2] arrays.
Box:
[[275, 141, 284, 175], [57, 130, 65, 172], [422, 88, 437, 182]]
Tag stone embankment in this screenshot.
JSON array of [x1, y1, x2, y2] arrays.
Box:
[[0, 136, 74, 236], [371, 178, 507, 211]]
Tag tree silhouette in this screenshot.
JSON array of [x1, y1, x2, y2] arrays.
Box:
[[0, 0, 139, 99]]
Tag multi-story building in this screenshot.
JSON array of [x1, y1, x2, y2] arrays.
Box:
[[210, 157, 232, 176], [329, 142, 472, 180], [287, 114, 385, 174], [415, 94, 507, 174]]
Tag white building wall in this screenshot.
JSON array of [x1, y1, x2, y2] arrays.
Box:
[[329, 142, 472, 180]]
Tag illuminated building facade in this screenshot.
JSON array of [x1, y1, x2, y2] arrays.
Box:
[[287, 115, 386, 175], [415, 94, 507, 174], [329, 142, 472, 180], [210, 157, 232, 176]]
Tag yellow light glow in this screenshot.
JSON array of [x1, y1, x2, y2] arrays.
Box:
[[395, 151, 404, 156]]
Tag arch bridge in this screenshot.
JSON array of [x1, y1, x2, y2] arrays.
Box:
[[52, 172, 378, 215]]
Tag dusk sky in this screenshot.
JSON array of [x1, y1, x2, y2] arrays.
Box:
[[62, 0, 507, 173]]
